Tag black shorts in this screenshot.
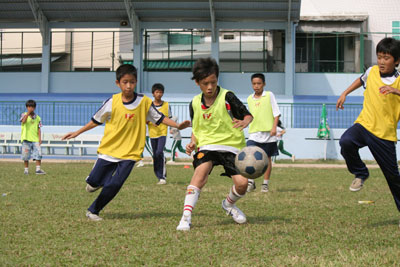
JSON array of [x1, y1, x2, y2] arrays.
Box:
[[192, 150, 240, 177], [246, 140, 279, 157]]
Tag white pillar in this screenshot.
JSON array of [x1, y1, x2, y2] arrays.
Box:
[[133, 28, 143, 93], [211, 28, 219, 63], [284, 22, 296, 96], [41, 27, 51, 93]]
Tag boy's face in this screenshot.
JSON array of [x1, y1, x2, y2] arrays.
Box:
[[251, 77, 265, 95], [116, 74, 137, 97], [196, 74, 218, 98], [377, 52, 400, 75], [26, 106, 35, 114], [152, 89, 164, 101]]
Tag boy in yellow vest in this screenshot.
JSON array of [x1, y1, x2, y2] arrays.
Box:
[[336, 37, 400, 226], [20, 99, 46, 175], [246, 73, 281, 193], [62, 64, 189, 221], [176, 57, 253, 231], [147, 83, 171, 184]]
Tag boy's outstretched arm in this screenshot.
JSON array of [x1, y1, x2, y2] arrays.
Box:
[[336, 78, 362, 110], [162, 117, 191, 130], [62, 121, 98, 140]]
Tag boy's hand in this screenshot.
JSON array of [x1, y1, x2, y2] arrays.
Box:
[[186, 141, 196, 155], [380, 85, 400, 95], [232, 115, 253, 131], [62, 132, 79, 140], [270, 128, 277, 136], [336, 94, 346, 110], [177, 120, 191, 130]]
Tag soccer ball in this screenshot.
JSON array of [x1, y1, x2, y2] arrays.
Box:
[[235, 146, 268, 179]]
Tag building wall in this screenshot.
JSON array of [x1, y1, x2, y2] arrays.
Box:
[[301, 0, 400, 64]]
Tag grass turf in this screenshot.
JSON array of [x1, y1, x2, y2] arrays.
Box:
[[1, 162, 399, 266]]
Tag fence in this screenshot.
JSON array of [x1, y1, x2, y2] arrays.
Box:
[[0, 101, 364, 129]]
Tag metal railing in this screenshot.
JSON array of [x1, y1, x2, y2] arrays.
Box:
[[0, 101, 364, 129]]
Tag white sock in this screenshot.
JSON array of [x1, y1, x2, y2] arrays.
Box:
[[182, 185, 201, 217], [248, 179, 254, 184], [263, 180, 269, 185], [225, 186, 244, 207], [24, 167, 28, 172], [36, 166, 40, 171]]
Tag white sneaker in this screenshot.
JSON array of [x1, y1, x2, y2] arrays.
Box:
[[157, 179, 167, 185], [86, 211, 103, 221], [261, 183, 269, 193], [24, 169, 29, 175], [176, 211, 192, 231], [222, 200, 247, 224], [136, 160, 145, 167], [86, 183, 101, 193], [247, 180, 256, 192]]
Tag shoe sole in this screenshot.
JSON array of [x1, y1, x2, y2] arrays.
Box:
[[349, 186, 362, 192], [86, 184, 101, 193]]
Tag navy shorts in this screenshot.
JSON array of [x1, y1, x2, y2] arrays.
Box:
[[192, 150, 240, 177], [246, 140, 278, 157]]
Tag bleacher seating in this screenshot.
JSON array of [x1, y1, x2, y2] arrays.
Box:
[[0, 132, 102, 156]]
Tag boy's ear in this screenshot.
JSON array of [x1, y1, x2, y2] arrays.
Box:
[[115, 80, 120, 86]]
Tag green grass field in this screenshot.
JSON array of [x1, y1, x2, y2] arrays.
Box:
[[1, 161, 400, 266]]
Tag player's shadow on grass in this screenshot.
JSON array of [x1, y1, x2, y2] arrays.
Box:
[[276, 188, 304, 193], [368, 219, 398, 227], [106, 211, 211, 220], [219, 216, 291, 226]]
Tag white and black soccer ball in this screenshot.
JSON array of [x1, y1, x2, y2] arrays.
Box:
[[235, 146, 268, 179]]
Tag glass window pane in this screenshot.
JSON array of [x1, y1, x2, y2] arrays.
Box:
[[219, 30, 240, 72], [93, 32, 113, 71], [22, 32, 42, 71], [1, 32, 22, 71], [51, 31, 72, 71], [72, 32, 92, 71], [116, 31, 133, 68], [241, 31, 264, 72], [193, 30, 211, 62]]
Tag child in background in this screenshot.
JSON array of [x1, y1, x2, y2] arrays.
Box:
[[147, 83, 172, 184], [336, 37, 400, 226], [164, 116, 187, 162], [20, 100, 46, 175], [276, 120, 295, 162], [62, 64, 189, 221], [246, 73, 281, 193]]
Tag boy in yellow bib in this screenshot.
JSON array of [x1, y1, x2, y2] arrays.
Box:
[[62, 64, 189, 221], [20, 99, 45, 175], [336, 38, 400, 225], [147, 83, 171, 184], [176, 57, 253, 231], [246, 73, 281, 193]]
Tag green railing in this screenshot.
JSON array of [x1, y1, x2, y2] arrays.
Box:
[[0, 101, 365, 129]]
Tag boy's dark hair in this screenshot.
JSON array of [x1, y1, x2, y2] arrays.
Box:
[[25, 99, 36, 108], [251, 73, 265, 83], [191, 57, 219, 82], [152, 83, 165, 93], [376, 37, 400, 66], [277, 119, 284, 129], [116, 64, 137, 81]]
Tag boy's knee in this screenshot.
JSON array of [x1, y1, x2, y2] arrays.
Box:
[[339, 134, 352, 148]]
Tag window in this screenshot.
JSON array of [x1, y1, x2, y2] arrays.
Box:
[[0, 31, 42, 72]]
